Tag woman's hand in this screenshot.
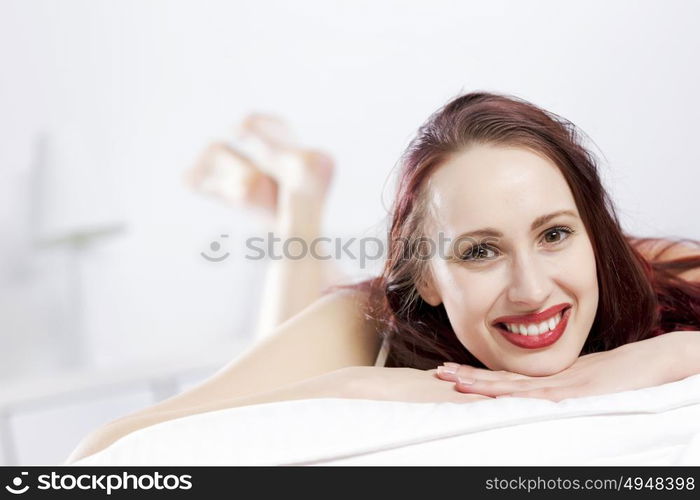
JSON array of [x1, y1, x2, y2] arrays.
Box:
[[336, 366, 494, 404], [435, 332, 696, 402]]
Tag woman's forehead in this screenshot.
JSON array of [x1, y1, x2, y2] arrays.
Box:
[[425, 145, 577, 234]]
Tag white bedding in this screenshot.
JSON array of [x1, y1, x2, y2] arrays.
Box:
[[73, 373, 700, 466]]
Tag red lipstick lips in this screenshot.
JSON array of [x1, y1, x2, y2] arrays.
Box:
[[493, 303, 572, 350], [492, 303, 570, 326]]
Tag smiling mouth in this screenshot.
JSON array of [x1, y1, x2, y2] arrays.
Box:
[[494, 306, 572, 350], [496, 306, 572, 336]]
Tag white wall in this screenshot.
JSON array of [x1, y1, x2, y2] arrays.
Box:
[[0, 0, 699, 455]]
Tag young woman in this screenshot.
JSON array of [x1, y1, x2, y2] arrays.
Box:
[[66, 91, 700, 464]]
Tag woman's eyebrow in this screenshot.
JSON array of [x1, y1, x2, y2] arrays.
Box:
[[455, 210, 579, 239]]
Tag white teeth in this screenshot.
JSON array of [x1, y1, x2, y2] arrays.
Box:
[[502, 311, 565, 336]]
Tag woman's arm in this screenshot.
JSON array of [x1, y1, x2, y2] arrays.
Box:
[[66, 365, 491, 464], [133, 288, 380, 416], [674, 329, 700, 379], [66, 367, 353, 463], [66, 288, 381, 462], [436, 330, 700, 401]]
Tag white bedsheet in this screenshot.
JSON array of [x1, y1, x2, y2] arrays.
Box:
[[73, 373, 700, 466]]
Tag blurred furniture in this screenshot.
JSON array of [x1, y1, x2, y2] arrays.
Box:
[[0, 340, 246, 465]]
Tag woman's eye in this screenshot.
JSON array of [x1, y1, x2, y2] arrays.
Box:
[[460, 245, 498, 261], [459, 226, 575, 262], [542, 226, 575, 245]]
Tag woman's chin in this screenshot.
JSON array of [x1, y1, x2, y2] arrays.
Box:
[[503, 357, 576, 377]]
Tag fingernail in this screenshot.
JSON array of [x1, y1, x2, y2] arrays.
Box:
[[437, 365, 458, 375], [442, 362, 460, 369], [457, 375, 476, 385]]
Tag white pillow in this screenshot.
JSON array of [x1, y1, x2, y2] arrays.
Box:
[[73, 373, 700, 466]]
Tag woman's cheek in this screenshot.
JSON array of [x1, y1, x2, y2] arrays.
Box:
[[572, 233, 598, 285], [442, 273, 499, 360], [566, 236, 599, 321]]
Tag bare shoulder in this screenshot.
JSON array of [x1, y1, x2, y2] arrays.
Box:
[[278, 285, 374, 334], [113, 286, 382, 424], [218, 286, 382, 395], [294, 286, 379, 354]]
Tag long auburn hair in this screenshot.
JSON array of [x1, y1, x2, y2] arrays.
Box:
[[335, 91, 700, 370]]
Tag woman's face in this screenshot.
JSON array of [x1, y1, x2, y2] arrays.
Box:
[[420, 144, 599, 376]]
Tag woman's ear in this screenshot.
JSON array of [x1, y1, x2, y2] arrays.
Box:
[[416, 268, 442, 307]]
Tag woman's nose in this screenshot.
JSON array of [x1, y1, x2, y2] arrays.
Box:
[[506, 253, 552, 307]]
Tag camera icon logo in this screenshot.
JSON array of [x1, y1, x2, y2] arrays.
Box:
[[5, 472, 29, 494]]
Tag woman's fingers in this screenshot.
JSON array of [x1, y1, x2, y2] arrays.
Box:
[[454, 377, 585, 401], [450, 393, 494, 403], [505, 386, 584, 402], [436, 362, 530, 384], [434, 362, 572, 400], [435, 369, 579, 403], [453, 378, 543, 397], [433, 359, 601, 402]]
